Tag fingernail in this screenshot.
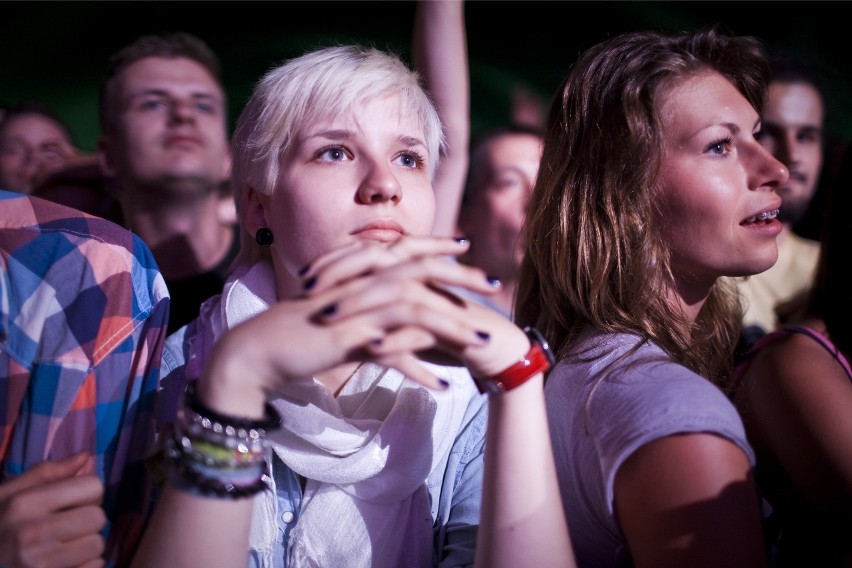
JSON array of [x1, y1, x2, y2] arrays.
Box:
[[476, 330, 491, 341], [454, 236, 469, 245], [298, 263, 311, 276], [439, 379, 450, 389], [303, 276, 317, 291], [486, 275, 501, 287], [320, 303, 337, 317], [370, 337, 383, 346]]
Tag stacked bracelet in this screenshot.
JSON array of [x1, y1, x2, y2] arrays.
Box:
[[165, 381, 281, 499]]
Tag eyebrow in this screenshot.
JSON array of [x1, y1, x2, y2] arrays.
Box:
[[306, 129, 427, 149], [705, 117, 760, 137], [399, 134, 427, 149], [307, 129, 352, 140]]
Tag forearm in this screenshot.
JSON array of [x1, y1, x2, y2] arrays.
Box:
[[132, 329, 274, 568], [130, 485, 254, 568], [475, 374, 575, 568], [413, 0, 470, 237]]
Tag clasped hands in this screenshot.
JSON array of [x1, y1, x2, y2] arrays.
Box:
[[202, 236, 531, 414]]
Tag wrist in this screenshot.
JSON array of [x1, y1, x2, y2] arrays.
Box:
[[202, 333, 271, 419], [473, 326, 555, 395]]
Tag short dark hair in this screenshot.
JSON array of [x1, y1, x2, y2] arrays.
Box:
[[98, 32, 224, 134], [768, 51, 832, 116], [0, 99, 74, 144]]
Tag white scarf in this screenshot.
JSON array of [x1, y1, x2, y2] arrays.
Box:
[[186, 262, 476, 568]]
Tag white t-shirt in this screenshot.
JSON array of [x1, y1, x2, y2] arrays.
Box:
[[545, 328, 755, 567]]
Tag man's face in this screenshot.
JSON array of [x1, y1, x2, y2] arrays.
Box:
[[99, 56, 230, 201], [756, 81, 824, 225]]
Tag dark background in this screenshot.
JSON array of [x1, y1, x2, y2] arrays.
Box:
[[4, 0, 852, 153]]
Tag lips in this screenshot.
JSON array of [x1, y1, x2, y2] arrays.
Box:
[[164, 134, 202, 148], [351, 220, 406, 242]]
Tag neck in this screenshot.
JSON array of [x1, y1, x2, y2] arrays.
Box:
[[670, 277, 712, 324], [124, 194, 234, 278]]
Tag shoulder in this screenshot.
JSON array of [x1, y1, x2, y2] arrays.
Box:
[[740, 322, 851, 404], [1, 191, 168, 366], [1, 191, 165, 298], [549, 331, 751, 460]]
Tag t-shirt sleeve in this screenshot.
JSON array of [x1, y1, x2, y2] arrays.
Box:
[[588, 358, 754, 516]]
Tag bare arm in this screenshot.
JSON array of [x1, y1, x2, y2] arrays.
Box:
[[132, 237, 575, 567], [475, 372, 576, 567], [615, 433, 768, 568], [741, 331, 852, 507], [413, 0, 470, 237]]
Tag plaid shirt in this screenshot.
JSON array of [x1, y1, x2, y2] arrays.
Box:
[[0, 190, 169, 566]]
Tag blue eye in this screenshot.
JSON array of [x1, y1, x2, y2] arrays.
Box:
[[315, 146, 350, 162], [196, 102, 216, 114], [396, 151, 425, 169], [706, 137, 732, 155], [140, 99, 166, 111]]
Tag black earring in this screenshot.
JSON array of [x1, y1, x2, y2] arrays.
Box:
[[255, 227, 274, 247]]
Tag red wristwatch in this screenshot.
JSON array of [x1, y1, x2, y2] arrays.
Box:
[[474, 326, 555, 395]]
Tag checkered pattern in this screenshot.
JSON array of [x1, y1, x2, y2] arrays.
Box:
[[0, 190, 169, 566]]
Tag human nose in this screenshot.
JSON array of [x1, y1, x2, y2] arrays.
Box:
[[356, 160, 402, 204], [168, 99, 196, 124], [749, 141, 789, 190]]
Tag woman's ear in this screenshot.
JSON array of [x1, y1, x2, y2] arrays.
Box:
[[243, 185, 268, 236]]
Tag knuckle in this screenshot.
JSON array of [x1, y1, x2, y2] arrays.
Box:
[[4, 494, 31, 521]]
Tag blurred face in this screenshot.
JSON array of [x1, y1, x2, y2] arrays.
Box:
[[253, 93, 436, 297], [461, 133, 541, 280], [99, 56, 229, 200], [657, 70, 788, 298], [0, 113, 76, 193], [755, 81, 824, 225]]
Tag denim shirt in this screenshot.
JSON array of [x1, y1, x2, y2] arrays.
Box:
[[159, 319, 489, 568]]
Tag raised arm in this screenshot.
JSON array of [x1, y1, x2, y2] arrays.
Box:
[[413, 0, 470, 238]]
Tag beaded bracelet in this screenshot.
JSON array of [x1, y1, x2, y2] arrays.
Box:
[[165, 432, 270, 499], [165, 380, 281, 499], [183, 380, 281, 434]]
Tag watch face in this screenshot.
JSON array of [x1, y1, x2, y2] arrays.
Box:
[[523, 326, 556, 367]]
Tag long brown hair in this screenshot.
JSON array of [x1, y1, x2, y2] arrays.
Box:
[[515, 25, 770, 389]]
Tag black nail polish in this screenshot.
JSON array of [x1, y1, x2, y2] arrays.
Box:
[[486, 275, 501, 287], [454, 236, 469, 245], [320, 303, 337, 317], [476, 330, 491, 341], [439, 379, 450, 389], [303, 276, 317, 291], [370, 337, 383, 346], [298, 263, 311, 277]]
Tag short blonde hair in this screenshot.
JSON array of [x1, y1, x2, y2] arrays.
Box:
[[230, 44, 444, 264]]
